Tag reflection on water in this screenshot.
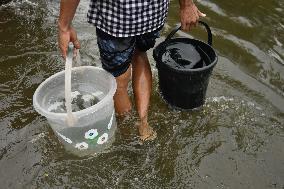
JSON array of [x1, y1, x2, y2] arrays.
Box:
[[0, 0, 283, 188]]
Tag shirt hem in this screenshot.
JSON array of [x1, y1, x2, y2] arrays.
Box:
[[87, 19, 165, 38]]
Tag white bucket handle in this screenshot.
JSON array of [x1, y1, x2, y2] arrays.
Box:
[[65, 44, 77, 126]]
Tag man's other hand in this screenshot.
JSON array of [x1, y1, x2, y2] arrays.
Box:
[[180, 2, 206, 32]]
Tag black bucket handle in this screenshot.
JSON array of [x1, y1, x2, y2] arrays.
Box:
[[165, 21, 212, 46]]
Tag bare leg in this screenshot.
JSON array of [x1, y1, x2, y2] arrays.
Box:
[[132, 49, 156, 141], [114, 66, 132, 115]]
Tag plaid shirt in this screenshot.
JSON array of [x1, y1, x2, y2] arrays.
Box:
[[87, 0, 169, 37]]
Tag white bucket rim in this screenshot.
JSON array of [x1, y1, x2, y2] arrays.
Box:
[[33, 66, 117, 120]]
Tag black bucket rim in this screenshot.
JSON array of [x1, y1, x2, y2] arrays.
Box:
[[153, 21, 218, 73], [154, 37, 218, 73]]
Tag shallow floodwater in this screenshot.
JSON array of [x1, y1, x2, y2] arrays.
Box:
[[0, 0, 283, 188]]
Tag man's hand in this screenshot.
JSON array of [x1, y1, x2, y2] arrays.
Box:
[[58, 26, 80, 59], [179, 0, 206, 31], [58, 0, 80, 59]]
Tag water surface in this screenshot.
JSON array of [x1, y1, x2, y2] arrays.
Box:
[[0, 0, 283, 188]]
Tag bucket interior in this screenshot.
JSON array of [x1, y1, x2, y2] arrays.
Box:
[[34, 66, 116, 118], [155, 38, 217, 72]]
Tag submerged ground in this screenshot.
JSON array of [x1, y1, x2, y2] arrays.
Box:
[[0, 0, 283, 188]]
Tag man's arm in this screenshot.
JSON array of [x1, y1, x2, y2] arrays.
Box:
[[179, 0, 206, 31], [58, 0, 81, 58]]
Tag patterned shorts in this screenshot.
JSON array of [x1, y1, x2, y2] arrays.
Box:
[[96, 27, 162, 77]]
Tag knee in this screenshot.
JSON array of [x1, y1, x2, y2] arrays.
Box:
[[116, 82, 128, 91], [115, 66, 131, 90]]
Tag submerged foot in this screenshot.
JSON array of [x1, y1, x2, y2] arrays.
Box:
[[116, 110, 133, 126], [138, 121, 157, 142]]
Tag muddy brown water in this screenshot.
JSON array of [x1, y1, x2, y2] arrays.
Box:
[[0, 0, 283, 188]]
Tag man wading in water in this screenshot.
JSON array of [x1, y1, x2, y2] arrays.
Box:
[[58, 0, 205, 141]]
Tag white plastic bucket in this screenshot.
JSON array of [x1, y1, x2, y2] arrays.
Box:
[[33, 66, 117, 156]]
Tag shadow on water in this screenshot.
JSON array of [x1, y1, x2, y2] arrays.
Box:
[[0, 0, 283, 188]]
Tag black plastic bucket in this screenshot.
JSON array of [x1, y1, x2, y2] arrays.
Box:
[[153, 21, 218, 109]]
